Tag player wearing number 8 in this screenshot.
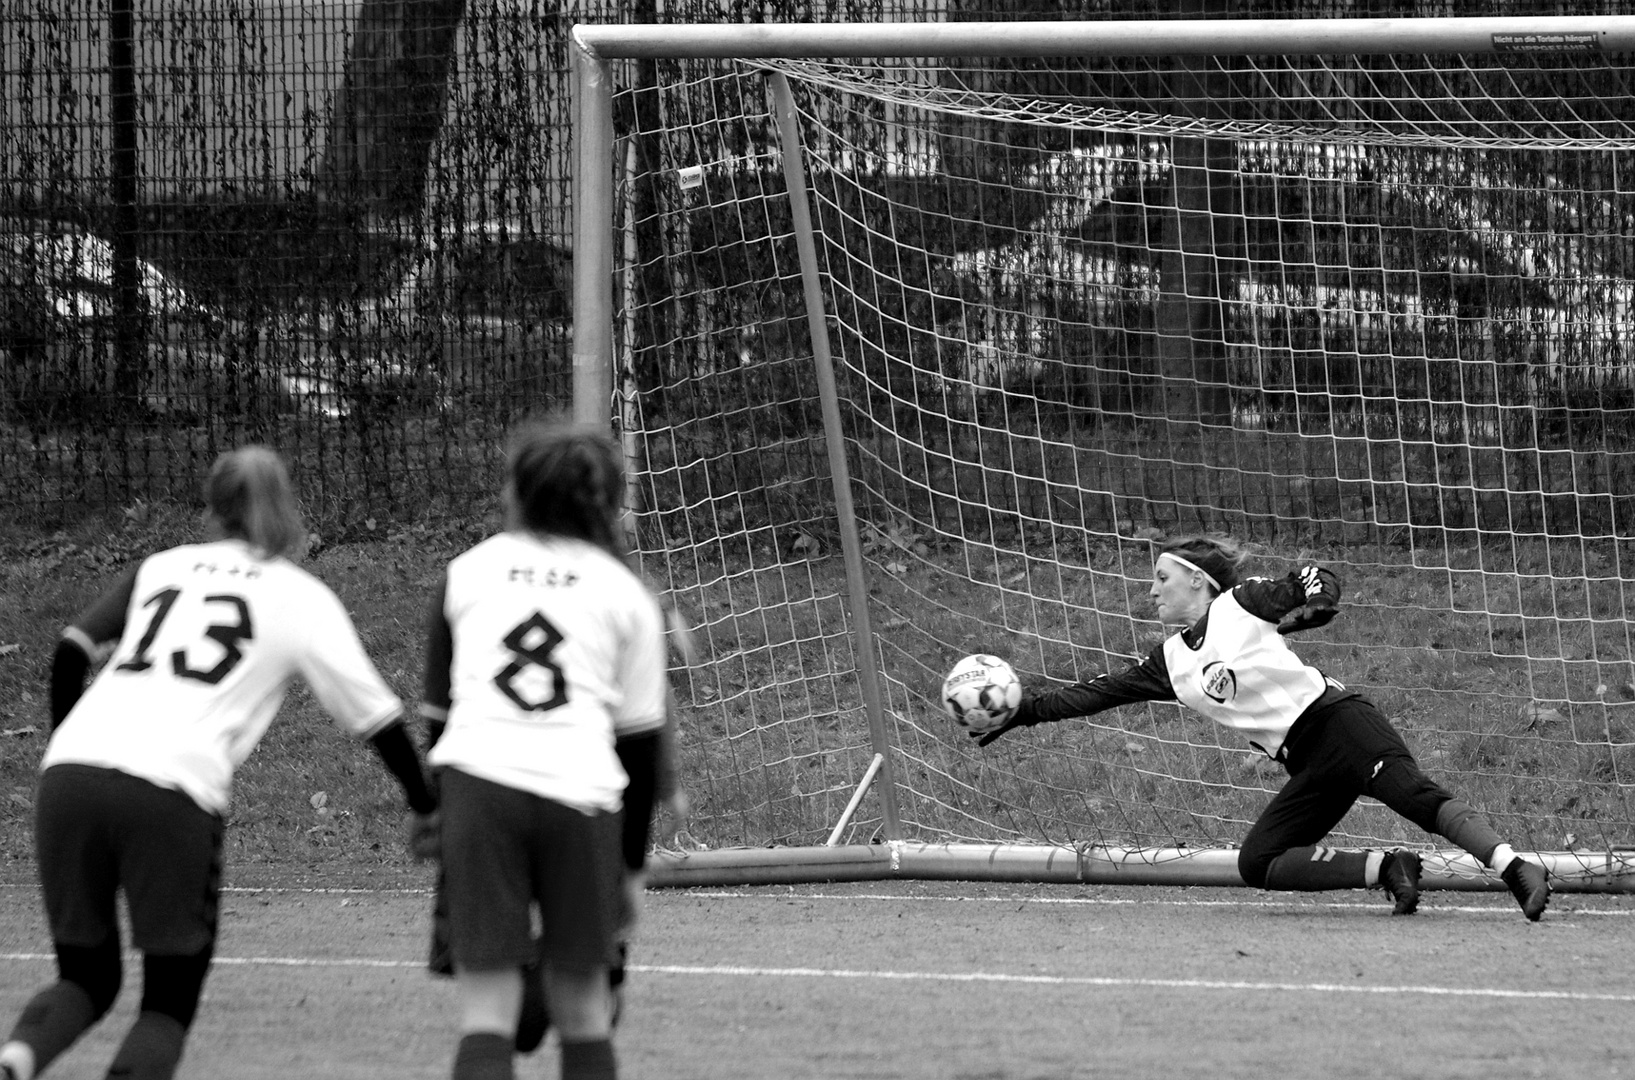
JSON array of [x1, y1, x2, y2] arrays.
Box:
[[0, 447, 437, 1080], [419, 418, 670, 1080]]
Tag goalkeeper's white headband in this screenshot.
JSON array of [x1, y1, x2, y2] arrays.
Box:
[[1158, 552, 1222, 592]]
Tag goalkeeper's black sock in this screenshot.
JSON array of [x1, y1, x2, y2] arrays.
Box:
[[1262, 846, 1371, 890], [1433, 799, 1508, 868], [104, 1011, 186, 1080], [561, 1037, 616, 1080], [7, 980, 99, 1078], [453, 1032, 513, 1080]]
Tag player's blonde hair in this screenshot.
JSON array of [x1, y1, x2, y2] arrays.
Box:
[[1157, 535, 1249, 595], [505, 418, 626, 559], [204, 446, 306, 560]]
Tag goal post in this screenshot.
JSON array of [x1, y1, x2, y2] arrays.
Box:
[[569, 17, 1635, 893]]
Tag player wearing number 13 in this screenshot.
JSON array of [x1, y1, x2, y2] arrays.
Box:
[[420, 419, 669, 1080], [0, 447, 437, 1080]]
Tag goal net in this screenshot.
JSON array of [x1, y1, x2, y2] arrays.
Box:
[[573, 19, 1635, 884]]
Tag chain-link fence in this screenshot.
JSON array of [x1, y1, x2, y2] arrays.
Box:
[[6, 0, 1633, 537], [0, 0, 966, 530]]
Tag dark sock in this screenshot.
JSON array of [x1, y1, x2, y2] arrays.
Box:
[[610, 942, 627, 1029], [104, 1011, 187, 1080], [453, 1032, 513, 1080], [8, 981, 99, 1076], [1262, 846, 1371, 890], [561, 1038, 616, 1080], [1433, 799, 1504, 864], [514, 961, 550, 1054]]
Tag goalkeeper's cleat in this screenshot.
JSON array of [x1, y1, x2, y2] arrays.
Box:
[[1501, 858, 1550, 922], [1380, 849, 1422, 915]]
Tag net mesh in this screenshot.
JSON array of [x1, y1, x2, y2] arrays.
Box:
[[0, 0, 588, 529], [6, 1, 1635, 860], [614, 45, 1635, 856]]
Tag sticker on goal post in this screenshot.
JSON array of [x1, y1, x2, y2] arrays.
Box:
[[1491, 30, 1600, 53], [677, 165, 705, 191]]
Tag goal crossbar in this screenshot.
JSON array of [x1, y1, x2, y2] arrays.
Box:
[[571, 16, 1635, 59]]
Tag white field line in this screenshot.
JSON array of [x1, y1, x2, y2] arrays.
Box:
[[666, 890, 1635, 917], [0, 952, 417, 968], [0, 951, 1630, 1004], [0, 884, 433, 896], [1, 882, 1631, 916], [636, 964, 1635, 1003]]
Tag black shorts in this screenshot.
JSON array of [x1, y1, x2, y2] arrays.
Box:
[[35, 764, 223, 955], [438, 767, 623, 973], [1242, 694, 1453, 874]]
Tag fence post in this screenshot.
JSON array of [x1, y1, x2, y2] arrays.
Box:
[[109, 0, 142, 417]]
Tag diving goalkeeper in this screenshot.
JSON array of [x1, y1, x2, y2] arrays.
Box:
[[975, 534, 1551, 921]]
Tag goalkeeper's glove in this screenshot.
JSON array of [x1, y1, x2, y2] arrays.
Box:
[[1278, 565, 1341, 635], [971, 695, 1041, 748]]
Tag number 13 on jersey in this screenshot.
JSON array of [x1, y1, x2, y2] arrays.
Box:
[[115, 587, 254, 687]]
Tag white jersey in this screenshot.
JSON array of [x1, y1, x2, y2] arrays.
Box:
[[44, 539, 403, 815], [1162, 588, 1328, 760], [424, 532, 667, 814]]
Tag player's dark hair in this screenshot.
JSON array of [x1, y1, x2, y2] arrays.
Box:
[[505, 419, 627, 558], [204, 446, 305, 560], [1157, 535, 1248, 594]]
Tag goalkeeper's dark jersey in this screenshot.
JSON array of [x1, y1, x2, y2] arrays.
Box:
[[1021, 569, 1357, 761]]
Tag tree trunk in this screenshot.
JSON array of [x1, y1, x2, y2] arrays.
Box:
[[316, 0, 467, 221]]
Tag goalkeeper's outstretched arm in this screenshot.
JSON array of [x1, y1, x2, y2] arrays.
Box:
[[975, 649, 1175, 747]]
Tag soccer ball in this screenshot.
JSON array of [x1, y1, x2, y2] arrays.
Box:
[[942, 654, 1022, 734]]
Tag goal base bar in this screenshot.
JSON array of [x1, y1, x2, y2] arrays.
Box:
[[648, 842, 1635, 893]]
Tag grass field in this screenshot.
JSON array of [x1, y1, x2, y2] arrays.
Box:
[[1, 875, 1632, 1079], [5, 505, 1635, 1077]]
